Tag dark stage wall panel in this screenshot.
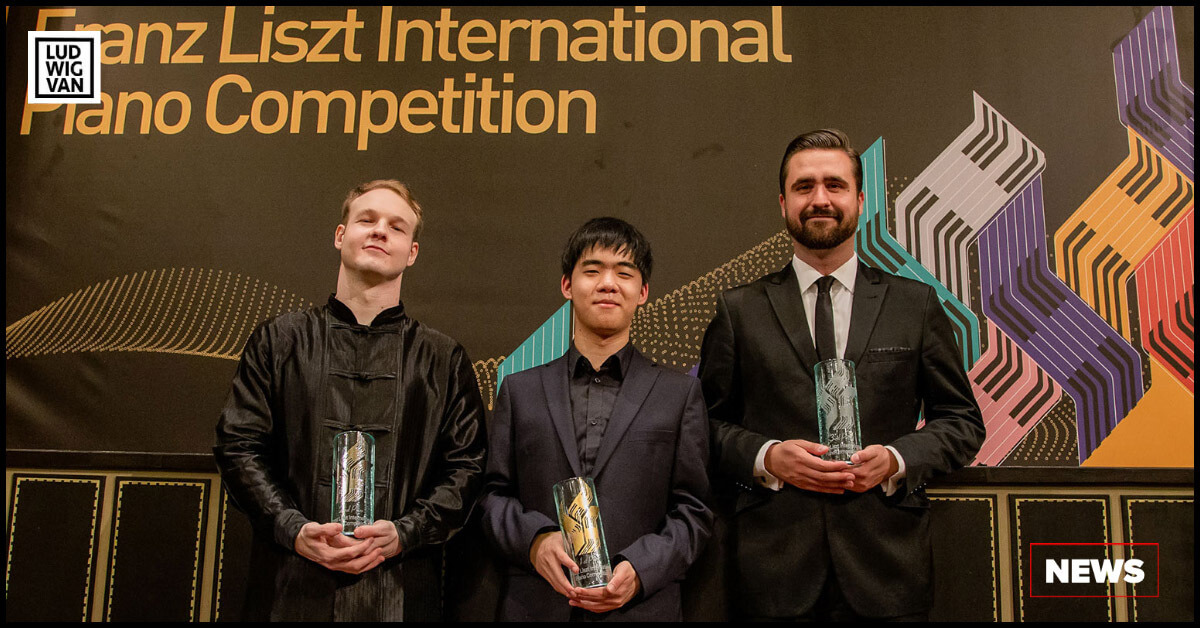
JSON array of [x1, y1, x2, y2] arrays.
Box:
[[5, 457, 1191, 622], [103, 478, 210, 621], [929, 495, 999, 622], [5, 475, 104, 622], [1122, 497, 1194, 622], [1010, 496, 1113, 622]]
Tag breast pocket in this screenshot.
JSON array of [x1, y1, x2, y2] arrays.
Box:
[[627, 428, 676, 443], [862, 346, 914, 363]]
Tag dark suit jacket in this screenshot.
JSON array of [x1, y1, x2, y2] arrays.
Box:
[[481, 347, 713, 621], [699, 262, 985, 618]]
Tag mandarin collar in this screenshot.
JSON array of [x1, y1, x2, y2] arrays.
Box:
[[327, 294, 407, 327]]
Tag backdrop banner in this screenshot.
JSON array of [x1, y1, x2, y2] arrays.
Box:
[[6, 6, 1194, 467]]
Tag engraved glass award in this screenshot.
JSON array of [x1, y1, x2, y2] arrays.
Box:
[[552, 477, 612, 589], [815, 358, 862, 463], [332, 430, 375, 535]]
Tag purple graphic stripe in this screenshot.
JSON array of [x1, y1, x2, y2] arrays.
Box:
[[1114, 5, 1195, 179], [978, 176, 1145, 461]]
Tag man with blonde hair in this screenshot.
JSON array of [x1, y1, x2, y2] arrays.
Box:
[[215, 180, 486, 621]]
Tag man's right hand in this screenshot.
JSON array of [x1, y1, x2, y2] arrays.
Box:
[[529, 531, 580, 601], [765, 439, 855, 494], [294, 522, 385, 574]]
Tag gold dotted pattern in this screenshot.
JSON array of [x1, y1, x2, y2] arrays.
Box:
[[5, 477, 102, 622], [1004, 396, 1080, 465], [1125, 497, 1192, 620], [930, 495, 999, 621], [1013, 497, 1112, 621], [631, 231, 794, 369], [472, 357, 505, 412], [5, 268, 312, 361], [107, 479, 207, 622], [888, 175, 909, 240]]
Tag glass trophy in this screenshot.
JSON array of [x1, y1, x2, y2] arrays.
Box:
[[815, 358, 862, 463], [552, 477, 612, 589], [332, 430, 375, 535]]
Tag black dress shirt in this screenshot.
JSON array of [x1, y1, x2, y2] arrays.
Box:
[[566, 342, 633, 475]]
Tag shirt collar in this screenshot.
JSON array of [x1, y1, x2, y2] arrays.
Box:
[[567, 341, 633, 380], [327, 294, 407, 327], [791, 253, 859, 295]]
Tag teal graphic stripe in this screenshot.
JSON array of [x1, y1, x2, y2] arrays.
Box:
[[496, 301, 572, 391], [856, 138, 982, 367]]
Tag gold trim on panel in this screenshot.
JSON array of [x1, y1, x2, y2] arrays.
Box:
[[5, 476, 102, 622], [1013, 497, 1112, 622], [106, 479, 208, 622], [91, 472, 117, 623], [213, 490, 231, 622]]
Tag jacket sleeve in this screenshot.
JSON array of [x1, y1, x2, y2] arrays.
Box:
[[392, 344, 488, 554], [213, 323, 311, 550], [614, 378, 714, 597], [478, 378, 559, 572], [700, 291, 772, 485], [889, 288, 987, 495]]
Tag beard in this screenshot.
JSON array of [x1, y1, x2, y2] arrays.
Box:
[[786, 210, 858, 250]]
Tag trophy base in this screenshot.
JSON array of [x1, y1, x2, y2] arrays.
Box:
[[571, 564, 613, 589], [338, 520, 369, 536], [573, 574, 611, 589]]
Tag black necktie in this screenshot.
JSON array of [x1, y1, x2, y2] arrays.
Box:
[[815, 276, 837, 362]]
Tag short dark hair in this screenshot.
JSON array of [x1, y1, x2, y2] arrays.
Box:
[[561, 217, 653, 284], [778, 128, 863, 194]]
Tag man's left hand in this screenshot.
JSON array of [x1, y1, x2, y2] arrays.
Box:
[[569, 561, 640, 613], [353, 520, 403, 560], [847, 445, 899, 492]]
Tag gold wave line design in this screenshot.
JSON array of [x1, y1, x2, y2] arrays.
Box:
[[4, 267, 506, 406], [5, 268, 313, 361], [8, 229, 795, 402]]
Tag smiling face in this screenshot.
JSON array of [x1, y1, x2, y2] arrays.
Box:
[[779, 148, 865, 252], [561, 245, 649, 338], [334, 188, 420, 283]]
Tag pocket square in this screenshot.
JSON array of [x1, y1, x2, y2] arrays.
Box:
[[867, 346, 912, 354]]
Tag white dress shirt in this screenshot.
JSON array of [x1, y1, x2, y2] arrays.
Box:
[[753, 253, 907, 494]]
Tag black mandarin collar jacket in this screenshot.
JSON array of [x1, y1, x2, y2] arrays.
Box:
[[215, 296, 486, 621]]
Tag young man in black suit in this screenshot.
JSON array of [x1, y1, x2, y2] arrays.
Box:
[[482, 218, 713, 621], [700, 129, 986, 620]]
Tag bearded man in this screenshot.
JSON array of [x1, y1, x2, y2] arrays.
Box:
[[699, 129, 985, 621]]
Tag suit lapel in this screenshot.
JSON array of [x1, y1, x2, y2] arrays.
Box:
[[765, 265, 820, 379], [844, 262, 887, 365], [591, 349, 660, 480], [541, 356, 583, 477]]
